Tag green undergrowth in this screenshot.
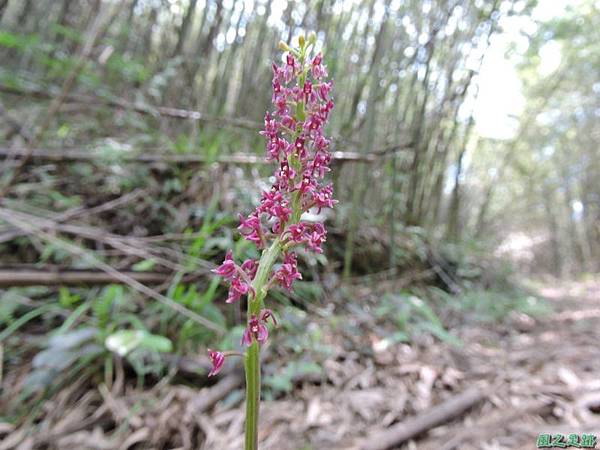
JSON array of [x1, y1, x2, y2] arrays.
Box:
[[430, 285, 552, 323]]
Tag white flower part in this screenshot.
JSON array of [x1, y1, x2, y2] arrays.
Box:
[[105, 330, 145, 356]]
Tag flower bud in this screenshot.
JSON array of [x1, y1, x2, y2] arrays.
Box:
[[207, 350, 225, 377], [298, 34, 305, 47], [308, 31, 317, 44], [278, 40, 290, 52]]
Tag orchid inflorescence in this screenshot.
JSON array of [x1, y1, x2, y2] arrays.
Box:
[[208, 32, 334, 378], [206, 32, 334, 450]]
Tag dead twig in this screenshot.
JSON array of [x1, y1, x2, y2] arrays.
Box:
[[191, 373, 244, 414], [0, 208, 224, 333], [0, 206, 213, 272], [360, 387, 486, 450], [0, 146, 378, 164], [425, 398, 554, 450], [0, 266, 200, 287], [0, 189, 146, 243], [0, 83, 413, 154]]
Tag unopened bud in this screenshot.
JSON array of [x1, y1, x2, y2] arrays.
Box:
[[308, 31, 317, 44], [298, 34, 305, 47], [278, 40, 290, 52]]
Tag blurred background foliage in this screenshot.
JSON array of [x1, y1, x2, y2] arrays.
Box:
[[0, 0, 598, 444]]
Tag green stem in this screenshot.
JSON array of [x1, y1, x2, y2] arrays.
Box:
[[251, 238, 282, 309], [244, 238, 281, 450], [244, 340, 260, 450]]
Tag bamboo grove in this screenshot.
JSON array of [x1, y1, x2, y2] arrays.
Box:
[[1, 0, 597, 276]]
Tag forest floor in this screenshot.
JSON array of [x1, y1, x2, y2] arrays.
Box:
[[244, 277, 600, 450], [1, 277, 599, 450]]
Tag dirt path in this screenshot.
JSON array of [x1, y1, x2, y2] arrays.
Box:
[[247, 279, 600, 450], [419, 278, 600, 450]]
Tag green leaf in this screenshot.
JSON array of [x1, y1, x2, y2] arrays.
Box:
[[59, 287, 81, 307], [0, 31, 39, 50], [105, 330, 172, 356], [132, 259, 156, 272], [48, 327, 98, 349]]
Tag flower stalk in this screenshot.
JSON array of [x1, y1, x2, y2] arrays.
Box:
[[244, 341, 260, 450], [209, 32, 334, 449]]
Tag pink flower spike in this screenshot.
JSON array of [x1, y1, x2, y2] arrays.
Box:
[[208, 36, 335, 383], [212, 250, 236, 279], [207, 349, 225, 377]]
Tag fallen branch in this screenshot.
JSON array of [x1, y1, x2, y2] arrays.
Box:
[[430, 398, 553, 450], [360, 387, 486, 450], [191, 373, 244, 414], [0, 189, 145, 243], [0, 146, 377, 164], [0, 100, 32, 143], [0, 208, 224, 333], [0, 85, 413, 155], [0, 267, 195, 287], [0, 206, 213, 272], [0, 84, 261, 131]]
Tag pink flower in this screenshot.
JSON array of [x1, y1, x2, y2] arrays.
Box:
[[306, 115, 322, 135], [273, 253, 302, 290], [311, 151, 331, 178], [315, 135, 330, 151], [238, 213, 264, 246], [212, 250, 236, 279], [260, 309, 278, 325], [258, 190, 292, 223], [261, 112, 278, 137], [208, 349, 225, 377], [272, 62, 284, 83], [297, 173, 317, 195], [284, 54, 296, 83], [307, 223, 327, 253], [312, 184, 336, 211], [277, 161, 296, 188], [267, 136, 287, 161], [311, 53, 328, 79], [226, 277, 251, 304], [241, 259, 258, 280], [242, 315, 269, 346], [272, 80, 282, 96], [303, 80, 313, 101], [318, 81, 332, 101], [281, 114, 295, 130], [287, 223, 307, 243], [294, 137, 306, 158]]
